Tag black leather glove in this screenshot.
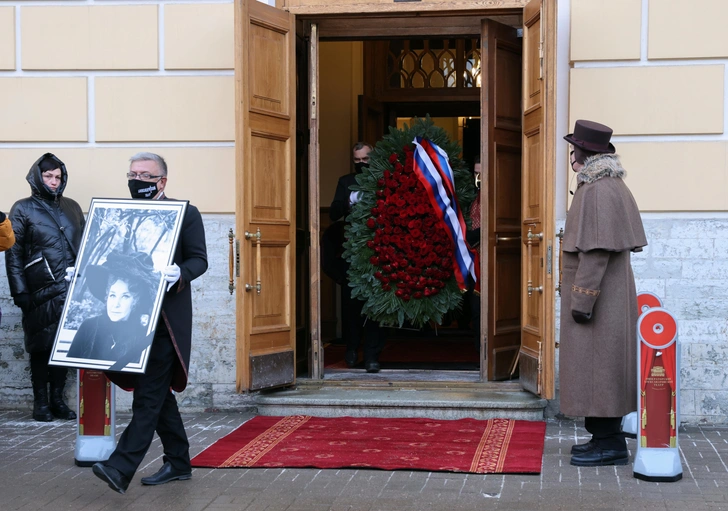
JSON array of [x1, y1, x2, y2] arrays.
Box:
[[572, 310, 592, 324], [13, 293, 31, 311]]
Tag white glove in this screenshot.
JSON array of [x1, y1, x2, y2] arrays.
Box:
[[349, 191, 362, 205], [163, 264, 181, 291], [64, 267, 76, 282]]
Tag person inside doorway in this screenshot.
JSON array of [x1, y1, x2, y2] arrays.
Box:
[[329, 142, 387, 373], [560, 120, 647, 467]]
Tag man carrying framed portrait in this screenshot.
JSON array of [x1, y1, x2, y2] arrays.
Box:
[[51, 152, 208, 494]]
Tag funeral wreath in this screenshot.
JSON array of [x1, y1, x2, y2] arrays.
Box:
[[343, 117, 479, 328]]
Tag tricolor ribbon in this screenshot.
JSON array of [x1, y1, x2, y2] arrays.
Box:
[[412, 136, 480, 292]]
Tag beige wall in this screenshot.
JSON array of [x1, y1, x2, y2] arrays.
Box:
[[0, 2, 235, 214], [570, 0, 641, 61], [618, 142, 728, 212], [649, 0, 728, 60], [0, 7, 14, 70], [21, 5, 158, 70], [569, 0, 728, 211], [319, 41, 364, 207], [0, 148, 234, 214]]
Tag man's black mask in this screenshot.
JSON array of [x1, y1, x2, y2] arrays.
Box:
[[354, 162, 367, 174], [128, 180, 158, 199]]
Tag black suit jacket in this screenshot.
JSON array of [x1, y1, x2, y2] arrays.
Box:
[[330, 173, 358, 222], [108, 200, 208, 392]]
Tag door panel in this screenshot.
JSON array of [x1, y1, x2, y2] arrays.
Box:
[[482, 20, 522, 381], [519, 0, 555, 398], [235, 0, 296, 392]]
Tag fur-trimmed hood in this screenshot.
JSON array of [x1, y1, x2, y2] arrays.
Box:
[[578, 153, 626, 184]]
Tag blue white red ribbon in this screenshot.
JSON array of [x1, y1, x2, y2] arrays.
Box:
[[412, 136, 480, 292]]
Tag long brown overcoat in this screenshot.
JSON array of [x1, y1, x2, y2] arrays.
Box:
[[559, 154, 647, 418]]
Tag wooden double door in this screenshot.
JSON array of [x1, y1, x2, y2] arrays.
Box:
[[232, 0, 556, 399]]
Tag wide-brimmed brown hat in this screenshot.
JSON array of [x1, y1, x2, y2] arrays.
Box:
[[85, 250, 158, 305], [564, 119, 615, 154]]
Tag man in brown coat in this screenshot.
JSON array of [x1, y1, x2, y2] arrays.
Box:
[[560, 120, 647, 467]]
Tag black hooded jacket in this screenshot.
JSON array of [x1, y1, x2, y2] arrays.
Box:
[[5, 153, 85, 353]]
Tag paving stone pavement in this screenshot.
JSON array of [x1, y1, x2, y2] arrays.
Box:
[[0, 409, 727, 511]]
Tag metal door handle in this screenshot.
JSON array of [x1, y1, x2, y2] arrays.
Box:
[[526, 227, 544, 297], [244, 228, 262, 295], [228, 229, 238, 295]]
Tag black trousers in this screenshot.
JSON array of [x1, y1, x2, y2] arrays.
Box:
[[107, 332, 190, 480], [30, 350, 68, 387], [584, 416, 627, 451], [340, 284, 386, 362]]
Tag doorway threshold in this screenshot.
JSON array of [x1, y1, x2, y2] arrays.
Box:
[[255, 378, 545, 420]]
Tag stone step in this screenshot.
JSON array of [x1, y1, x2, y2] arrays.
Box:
[[254, 386, 547, 421]]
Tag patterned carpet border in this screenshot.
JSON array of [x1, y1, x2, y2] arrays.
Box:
[[192, 416, 545, 474]]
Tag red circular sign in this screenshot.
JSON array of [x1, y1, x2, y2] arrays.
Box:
[[637, 292, 662, 315], [638, 308, 677, 349]]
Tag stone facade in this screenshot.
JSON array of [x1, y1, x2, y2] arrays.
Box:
[[2, 214, 727, 424], [0, 214, 256, 413]]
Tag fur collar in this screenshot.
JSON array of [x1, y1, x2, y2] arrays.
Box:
[[578, 154, 626, 184]]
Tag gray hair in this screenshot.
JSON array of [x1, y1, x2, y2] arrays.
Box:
[[129, 152, 168, 176], [352, 141, 373, 154]]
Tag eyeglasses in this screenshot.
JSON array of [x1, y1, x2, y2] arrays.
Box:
[[126, 172, 164, 181]]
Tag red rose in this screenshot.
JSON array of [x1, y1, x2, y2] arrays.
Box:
[[370, 256, 379, 265], [374, 271, 383, 279], [413, 291, 423, 299], [389, 154, 399, 164], [366, 240, 375, 249], [382, 284, 391, 291]]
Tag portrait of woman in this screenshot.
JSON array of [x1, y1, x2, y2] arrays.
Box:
[[67, 250, 160, 371]]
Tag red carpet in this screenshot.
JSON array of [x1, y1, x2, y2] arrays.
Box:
[[192, 416, 545, 474]]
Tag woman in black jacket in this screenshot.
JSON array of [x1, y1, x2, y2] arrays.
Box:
[[5, 153, 85, 422]]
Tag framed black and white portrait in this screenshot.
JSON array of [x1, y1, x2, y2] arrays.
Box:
[[49, 198, 187, 373]]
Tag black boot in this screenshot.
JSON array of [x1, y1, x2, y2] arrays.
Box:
[[49, 384, 76, 420], [32, 385, 53, 422]]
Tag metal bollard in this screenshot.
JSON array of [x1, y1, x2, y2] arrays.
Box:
[[622, 291, 665, 437], [632, 307, 682, 482], [75, 369, 116, 466]]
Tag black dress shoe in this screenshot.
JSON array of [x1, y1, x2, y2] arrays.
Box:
[[140, 461, 192, 486], [92, 463, 129, 494], [570, 447, 629, 467], [570, 440, 596, 455], [365, 360, 380, 373], [344, 350, 358, 368]]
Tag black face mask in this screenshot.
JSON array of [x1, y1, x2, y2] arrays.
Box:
[[128, 179, 158, 199], [354, 162, 367, 174]]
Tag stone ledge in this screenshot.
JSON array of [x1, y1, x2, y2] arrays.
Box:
[[255, 388, 546, 421]]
